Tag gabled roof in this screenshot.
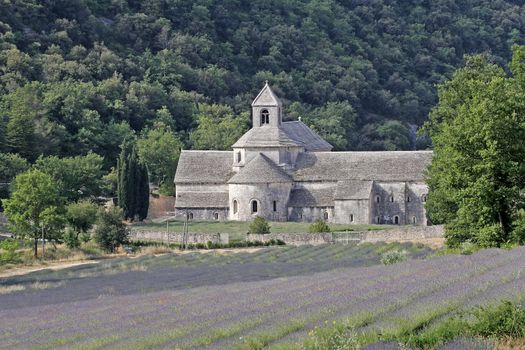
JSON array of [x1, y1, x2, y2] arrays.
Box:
[[281, 121, 333, 151], [174, 150, 233, 184], [231, 126, 303, 148], [334, 180, 373, 200], [228, 153, 293, 184], [288, 187, 335, 207], [252, 82, 282, 107], [175, 191, 229, 208], [293, 151, 433, 182]]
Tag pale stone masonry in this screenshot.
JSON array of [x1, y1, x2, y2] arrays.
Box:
[[174, 83, 432, 225]]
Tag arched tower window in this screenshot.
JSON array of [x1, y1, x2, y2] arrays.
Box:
[[422, 194, 428, 202], [260, 109, 270, 125], [236, 152, 241, 163], [375, 195, 381, 203], [233, 200, 238, 214], [251, 200, 258, 213], [390, 195, 394, 203]]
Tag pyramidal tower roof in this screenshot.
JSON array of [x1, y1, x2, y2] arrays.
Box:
[[251, 81, 282, 107], [228, 153, 293, 184]]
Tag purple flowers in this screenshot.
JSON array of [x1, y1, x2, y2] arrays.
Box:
[[0, 245, 524, 349]]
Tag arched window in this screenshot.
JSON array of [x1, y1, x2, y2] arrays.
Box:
[[350, 214, 354, 222], [233, 200, 238, 214], [412, 216, 417, 224], [188, 212, 193, 220], [260, 109, 270, 125], [375, 195, 381, 203], [214, 212, 219, 220], [390, 195, 394, 203], [407, 196, 411, 202], [273, 200, 277, 212], [251, 200, 258, 213], [394, 216, 399, 225], [375, 216, 380, 224], [236, 152, 242, 163], [422, 194, 428, 202], [323, 211, 329, 221]]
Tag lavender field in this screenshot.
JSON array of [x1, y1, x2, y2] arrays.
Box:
[[0, 243, 524, 349]]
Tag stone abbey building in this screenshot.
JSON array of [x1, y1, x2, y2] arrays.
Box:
[[174, 84, 432, 225]]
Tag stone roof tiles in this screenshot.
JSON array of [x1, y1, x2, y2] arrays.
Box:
[[231, 126, 303, 148], [293, 151, 432, 182], [288, 187, 335, 207], [228, 153, 293, 184], [252, 82, 282, 106], [175, 191, 229, 208], [281, 121, 333, 151], [174, 150, 233, 184]]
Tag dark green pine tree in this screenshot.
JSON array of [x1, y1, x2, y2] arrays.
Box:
[[117, 141, 149, 221]]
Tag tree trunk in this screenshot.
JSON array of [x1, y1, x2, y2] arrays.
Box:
[[34, 238, 38, 257]]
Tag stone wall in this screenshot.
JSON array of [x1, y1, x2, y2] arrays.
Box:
[[130, 230, 229, 245], [173, 208, 229, 221], [247, 232, 333, 245], [358, 225, 443, 243], [247, 225, 444, 246]]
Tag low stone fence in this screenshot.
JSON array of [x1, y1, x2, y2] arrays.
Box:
[[130, 230, 229, 245], [357, 225, 444, 243], [247, 233, 333, 245], [248, 225, 444, 246]]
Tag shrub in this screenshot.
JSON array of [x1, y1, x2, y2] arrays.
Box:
[[0, 239, 20, 264], [380, 250, 407, 265], [94, 207, 129, 253], [460, 241, 476, 255], [249, 216, 270, 234], [63, 227, 80, 249], [309, 219, 331, 233]]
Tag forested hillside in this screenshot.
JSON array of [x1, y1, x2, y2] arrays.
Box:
[[0, 0, 524, 185]]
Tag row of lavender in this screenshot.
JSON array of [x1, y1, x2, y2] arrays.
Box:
[[0, 246, 524, 349]]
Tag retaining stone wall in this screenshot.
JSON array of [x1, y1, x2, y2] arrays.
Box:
[[247, 232, 333, 245], [130, 230, 229, 245], [358, 225, 444, 243], [248, 225, 444, 246]]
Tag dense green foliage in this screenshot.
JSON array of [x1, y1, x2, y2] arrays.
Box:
[[64, 200, 98, 248], [117, 142, 149, 221], [94, 207, 129, 253], [3, 169, 65, 256], [425, 47, 525, 247], [248, 216, 271, 234], [308, 219, 331, 233], [0, 0, 524, 169]]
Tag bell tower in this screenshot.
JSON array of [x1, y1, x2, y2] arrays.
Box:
[[251, 81, 282, 128]]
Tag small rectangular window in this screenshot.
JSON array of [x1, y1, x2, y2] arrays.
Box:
[[273, 201, 277, 212]]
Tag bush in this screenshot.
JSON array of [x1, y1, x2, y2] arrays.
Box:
[[63, 227, 80, 249], [249, 216, 270, 234], [0, 239, 20, 264], [380, 250, 407, 265], [94, 207, 129, 253], [309, 219, 331, 233]]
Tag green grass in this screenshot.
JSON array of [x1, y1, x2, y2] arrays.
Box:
[[132, 220, 391, 242]]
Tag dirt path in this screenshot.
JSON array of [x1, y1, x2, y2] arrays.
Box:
[[0, 260, 101, 279], [0, 247, 265, 279]]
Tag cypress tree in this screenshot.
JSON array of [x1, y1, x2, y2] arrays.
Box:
[[117, 141, 149, 221]]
